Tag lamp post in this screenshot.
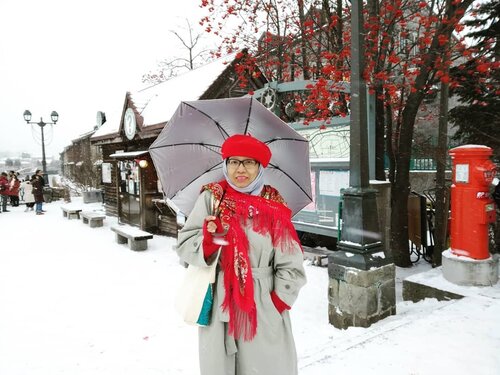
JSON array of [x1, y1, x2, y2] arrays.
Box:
[[327, 0, 395, 329], [23, 110, 59, 178]]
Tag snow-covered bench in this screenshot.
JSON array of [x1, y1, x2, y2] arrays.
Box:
[[61, 206, 82, 220], [81, 211, 106, 228], [110, 225, 153, 251]]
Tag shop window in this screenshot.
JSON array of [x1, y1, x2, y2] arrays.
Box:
[[119, 160, 140, 195]]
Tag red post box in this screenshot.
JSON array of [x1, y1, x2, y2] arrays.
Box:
[[449, 145, 497, 259]]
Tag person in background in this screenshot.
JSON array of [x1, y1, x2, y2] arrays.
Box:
[[8, 173, 20, 207], [176, 134, 306, 375], [0, 172, 9, 212], [19, 175, 25, 202], [32, 170, 45, 215], [21, 175, 36, 212]]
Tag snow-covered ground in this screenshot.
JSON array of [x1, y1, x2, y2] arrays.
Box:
[[0, 197, 499, 375]]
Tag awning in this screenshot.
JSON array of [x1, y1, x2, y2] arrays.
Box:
[[109, 150, 149, 158]]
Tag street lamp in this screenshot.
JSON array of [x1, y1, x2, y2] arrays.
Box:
[[23, 110, 59, 178]]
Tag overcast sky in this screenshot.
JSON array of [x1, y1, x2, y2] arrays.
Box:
[[0, 0, 209, 158]]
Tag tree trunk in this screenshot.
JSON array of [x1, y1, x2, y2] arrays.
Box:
[[391, 92, 424, 267], [433, 67, 450, 267], [389, 0, 474, 267]]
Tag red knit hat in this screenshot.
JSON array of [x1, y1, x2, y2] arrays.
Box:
[[221, 134, 272, 167]]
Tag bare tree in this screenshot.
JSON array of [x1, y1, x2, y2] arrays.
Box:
[[142, 19, 213, 85]]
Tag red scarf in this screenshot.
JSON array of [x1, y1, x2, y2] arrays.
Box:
[[202, 180, 302, 341]]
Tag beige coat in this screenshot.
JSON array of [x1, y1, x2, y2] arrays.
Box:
[[177, 190, 306, 375]]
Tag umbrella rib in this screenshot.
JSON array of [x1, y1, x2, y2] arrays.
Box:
[[243, 98, 253, 134], [183, 102, 231, 139], [265, 137, 308, 145], [175, 163, 223, 196], [268, 164, 313, 201], [149, 142, 222, 153]]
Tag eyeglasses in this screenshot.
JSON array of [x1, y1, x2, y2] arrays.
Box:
[[226, 158, 259, 169]]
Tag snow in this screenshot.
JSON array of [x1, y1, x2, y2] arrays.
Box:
[[1, 197, 499, 375], [444, 248, 494, 262], [451, 144, 491, 149], [89, 54, 236, 140], [132, 55, 236, 127]]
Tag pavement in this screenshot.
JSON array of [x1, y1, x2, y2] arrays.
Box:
[[1, 196, 499, 375]]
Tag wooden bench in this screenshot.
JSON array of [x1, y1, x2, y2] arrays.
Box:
[[81, 211, 106, 228], [61, 206, 83, 220], [110, 225, 153, 251]]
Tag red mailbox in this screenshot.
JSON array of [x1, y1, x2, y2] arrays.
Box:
[[449, 145, 497, 259]]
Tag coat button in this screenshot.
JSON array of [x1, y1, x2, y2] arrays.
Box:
[[193, 241, 198, 247], [285, 284, 291, 290]]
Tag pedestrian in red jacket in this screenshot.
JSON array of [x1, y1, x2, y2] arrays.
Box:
[[8, 174, 21, 207], [0, 172, 9, 212]]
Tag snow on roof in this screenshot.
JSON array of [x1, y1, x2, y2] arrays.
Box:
[[89, 54, 236, 140], [90, 111, 121, 139], [132, 54, 235, 126], [72, 129, 96, 143]]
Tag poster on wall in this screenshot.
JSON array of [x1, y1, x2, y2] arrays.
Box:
[[102, 163, 112, 184], [319, 170, 349, 196]]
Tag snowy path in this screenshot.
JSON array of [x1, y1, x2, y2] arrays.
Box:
[[0, 198, 499, 375]]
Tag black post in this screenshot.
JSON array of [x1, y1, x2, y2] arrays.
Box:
[[24, 111, 57, 184], [39, 118, 47, 178], [328, 0, 387, 271]]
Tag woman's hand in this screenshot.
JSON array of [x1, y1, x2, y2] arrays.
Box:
[[204, 215, 219, 233], [202, 216, 227, 259]]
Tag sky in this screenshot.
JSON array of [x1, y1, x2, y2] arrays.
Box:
[[0, 194, 499, 374], [0, 0, 211, 158]]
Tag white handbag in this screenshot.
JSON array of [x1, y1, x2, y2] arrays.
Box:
[[174, 249, 221, 326]]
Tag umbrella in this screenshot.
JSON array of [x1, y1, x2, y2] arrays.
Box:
[[149, 97, 312, 217]]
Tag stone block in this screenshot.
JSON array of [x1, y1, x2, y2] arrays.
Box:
[[338, 283, 378, 317], [379, 279, 397, 312], [442, 249, 498, 286], [329, 263, 396, 329], [328, 278, 340, 306], [344, 263, 395, 287]]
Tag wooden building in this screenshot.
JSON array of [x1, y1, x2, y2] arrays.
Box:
[[90, 53, 267, 234]]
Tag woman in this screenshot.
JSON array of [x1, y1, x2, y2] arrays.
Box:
[[177, 134, 306, 375], [21, 176, 35, 211], [8, 173, 20, 207]]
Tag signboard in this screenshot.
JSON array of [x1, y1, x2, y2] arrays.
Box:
[[319, 170, 349, 196], [455, 164, 469, 183], [102, 163, 112, 184]]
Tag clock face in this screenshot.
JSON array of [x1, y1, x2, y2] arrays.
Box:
[[124, 108, 136, 140]]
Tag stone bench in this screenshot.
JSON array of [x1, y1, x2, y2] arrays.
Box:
[[61, 206, 83, 220], [110, 225, 153, 251], [81, 211, 106, 228], [303, 245, 332, 267]]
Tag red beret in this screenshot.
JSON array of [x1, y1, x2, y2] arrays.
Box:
[[221, 134, 272, 167]]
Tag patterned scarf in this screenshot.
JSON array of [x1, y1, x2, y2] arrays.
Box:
[[202, 180, 302, 341]]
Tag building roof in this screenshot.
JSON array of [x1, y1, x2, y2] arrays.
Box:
[[131, 53, 235, 126], [90, 110, 121, 140], [90, 54, 236, 141]]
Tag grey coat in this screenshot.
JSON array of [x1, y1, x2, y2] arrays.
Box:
[[177, 190, 306, 375]]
